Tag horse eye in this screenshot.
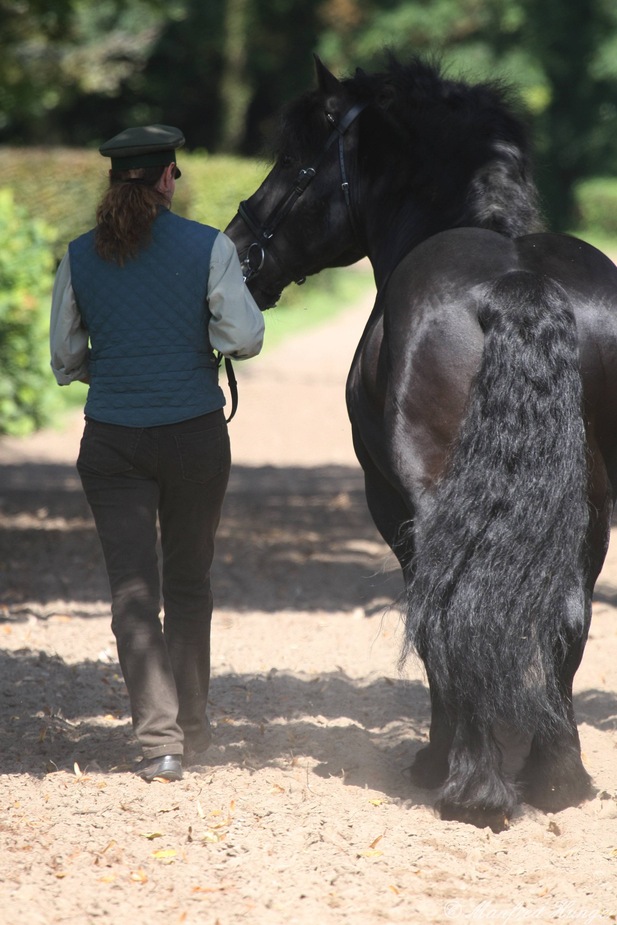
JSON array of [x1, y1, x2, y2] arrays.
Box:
[[279, 154, 294, 169]]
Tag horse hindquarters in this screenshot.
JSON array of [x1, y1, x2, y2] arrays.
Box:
[[404, 270, 591, 830]]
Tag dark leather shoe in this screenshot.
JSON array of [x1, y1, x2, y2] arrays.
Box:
[[136, 754, 183, 782]]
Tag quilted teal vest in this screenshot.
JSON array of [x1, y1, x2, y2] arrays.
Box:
[[69, 210, 222, 426]]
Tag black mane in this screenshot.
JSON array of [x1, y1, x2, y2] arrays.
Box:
[[274, 56, 543, 238]]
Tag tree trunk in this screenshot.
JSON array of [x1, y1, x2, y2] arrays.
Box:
[[219, 0, 252, 153]]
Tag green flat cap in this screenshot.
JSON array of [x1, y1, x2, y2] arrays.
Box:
[[99, 124, 185, 177]]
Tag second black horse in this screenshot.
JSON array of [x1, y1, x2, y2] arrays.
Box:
[[226, 56, 617, 831]]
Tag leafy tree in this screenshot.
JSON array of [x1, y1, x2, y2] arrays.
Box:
[[219, 0, 253, 152], [519, 0, 617, 229], [0, 0, 74, 141], [0, 0, 171, 144]]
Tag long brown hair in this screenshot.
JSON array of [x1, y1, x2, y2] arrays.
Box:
[[94, 166, 169, 265]]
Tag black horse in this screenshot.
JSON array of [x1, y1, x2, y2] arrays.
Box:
[[225, 56, 617, 831]]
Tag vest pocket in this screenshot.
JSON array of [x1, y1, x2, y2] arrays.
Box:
[[175, 424, 230, 484], [77, 420, 140, 476]]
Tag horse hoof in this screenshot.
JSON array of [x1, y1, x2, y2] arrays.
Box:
[[438, 799, 511, 833], [520, 773, 593, 812], [519, 750, 593, 812]]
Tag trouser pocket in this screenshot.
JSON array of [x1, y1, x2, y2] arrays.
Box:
[[77, 419, 141, 476]]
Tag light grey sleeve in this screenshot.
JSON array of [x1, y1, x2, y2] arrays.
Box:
[[207, 232, 265, 359], [49, 251, 90, 385]]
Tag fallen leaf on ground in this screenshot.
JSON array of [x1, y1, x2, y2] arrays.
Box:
[[152, 848, 177, 859]]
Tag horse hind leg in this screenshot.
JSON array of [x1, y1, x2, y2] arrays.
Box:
[[518, 670, 592, 812], [518, 719, 591, 813], [520, 591, 592, 812], [520, 445, 611, 812], [518, 597, 593, 812], [408, 670, 454, 789], [436, 718, 519, 833]]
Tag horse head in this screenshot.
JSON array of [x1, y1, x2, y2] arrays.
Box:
[[225, 57, 369, 309], [226, 55, 543, 308]]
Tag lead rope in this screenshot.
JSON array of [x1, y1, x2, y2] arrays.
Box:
[[217, 353, 238, 422]]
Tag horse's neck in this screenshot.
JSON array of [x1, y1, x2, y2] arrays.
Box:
[[364, 219, 427, 290], [359, 162, 540, 286], [361, 190, 450, 290]]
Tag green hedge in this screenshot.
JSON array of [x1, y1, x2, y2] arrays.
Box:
[[0, 188, 63, 435], [2, 143, 374, 314], [180, 151, 268, 229], [0, 147, 269, 262], [0, 147, 105, 263]]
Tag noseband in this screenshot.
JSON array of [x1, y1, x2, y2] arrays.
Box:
[[236, 101, 367, 285]]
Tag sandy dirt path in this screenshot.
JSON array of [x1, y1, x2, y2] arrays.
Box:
[[1, 289, 616, 925]]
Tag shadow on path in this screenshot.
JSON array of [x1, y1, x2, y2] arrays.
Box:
[[1, 646, 615, 805], [0, 459, 401, 614]]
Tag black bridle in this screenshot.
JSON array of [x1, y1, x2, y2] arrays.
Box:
[[236, 100, 367, 285]]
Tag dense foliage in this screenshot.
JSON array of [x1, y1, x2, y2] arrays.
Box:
[[0, 188, 61, 435]]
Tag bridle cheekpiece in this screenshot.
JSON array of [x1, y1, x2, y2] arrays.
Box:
[[237, 100, 367, 286]]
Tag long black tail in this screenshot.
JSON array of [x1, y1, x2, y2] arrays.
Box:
[[403, 270, 589, 739]]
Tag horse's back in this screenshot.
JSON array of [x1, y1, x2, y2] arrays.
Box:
[[355, 227, 617, 495], [387, 227, 617, 379]]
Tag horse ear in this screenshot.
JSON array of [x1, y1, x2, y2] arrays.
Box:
[[314, 54, 341, 95]]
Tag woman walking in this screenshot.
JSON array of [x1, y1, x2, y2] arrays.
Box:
[[50, 124, 264, 781]]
